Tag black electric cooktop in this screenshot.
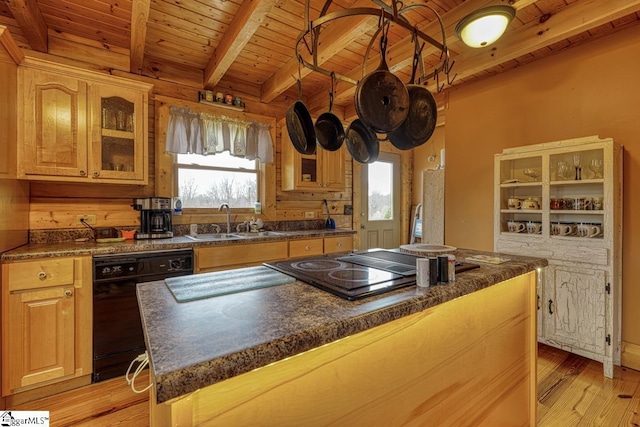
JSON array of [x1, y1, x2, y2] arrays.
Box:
[[265, 250, 478, 300]]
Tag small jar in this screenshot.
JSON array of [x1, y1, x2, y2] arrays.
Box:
[[215, 92, 224, 103], [234, 96, 242, 107], [224, 94, 233, 105]]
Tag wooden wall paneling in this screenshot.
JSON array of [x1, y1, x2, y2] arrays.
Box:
[[28, 198, 140, 230], [0, 27, 29, 253]]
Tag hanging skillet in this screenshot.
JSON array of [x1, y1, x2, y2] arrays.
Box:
[[314, 73, 345, 151], [286, 76, 316, 155], [354, 18, 409, 133], [346, 119, 379, 164], [388, 46, 437, 150]]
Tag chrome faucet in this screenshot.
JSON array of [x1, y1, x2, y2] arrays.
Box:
[[236, 221, 250, 233], [219, 203, 231, 234]]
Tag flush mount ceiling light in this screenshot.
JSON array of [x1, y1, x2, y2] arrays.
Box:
[[455, 5, 516, 48]]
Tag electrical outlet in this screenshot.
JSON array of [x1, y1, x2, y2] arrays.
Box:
[[304, 211, 315, 219], [76, 215, 96, 225]]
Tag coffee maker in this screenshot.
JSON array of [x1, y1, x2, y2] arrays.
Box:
[[132, 197, 173, 239]]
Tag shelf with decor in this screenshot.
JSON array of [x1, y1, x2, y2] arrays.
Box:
[[494, 135, 622, 378]]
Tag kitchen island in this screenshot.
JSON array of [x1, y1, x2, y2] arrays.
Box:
[[138, 249, 547, 426]]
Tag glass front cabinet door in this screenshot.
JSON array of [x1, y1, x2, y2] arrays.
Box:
[[90, 84, 146, 182]]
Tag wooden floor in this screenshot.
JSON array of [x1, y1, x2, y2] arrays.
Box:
[[9, 344, 640, 426]]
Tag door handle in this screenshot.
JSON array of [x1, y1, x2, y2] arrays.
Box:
[[360, 224, 365, 229], [548, 299, 554, 315]]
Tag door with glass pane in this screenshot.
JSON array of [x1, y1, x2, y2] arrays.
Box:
[[360, 152, 401, 249]]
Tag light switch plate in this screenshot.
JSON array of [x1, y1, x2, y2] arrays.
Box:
[[304, 211, 315, 219]]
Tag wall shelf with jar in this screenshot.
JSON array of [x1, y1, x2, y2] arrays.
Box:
[[493, 135, 622, 378]]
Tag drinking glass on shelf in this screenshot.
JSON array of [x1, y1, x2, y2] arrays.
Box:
[[523, 168, 540, 182], [556, 161, 570, 181], [589, 159, 603, 179], [573, 154, 582, 180]]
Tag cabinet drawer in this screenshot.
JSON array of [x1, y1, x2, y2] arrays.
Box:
[[197, 242, 288, 272], [289, 239, 323, 258], [324, 236, 353, 254], [5, 258, 76, 291]]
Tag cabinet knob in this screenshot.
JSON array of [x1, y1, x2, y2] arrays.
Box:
[[305, 245, 311, 251], [64, 289, 73, 298], [93, 171, 100, 178], [37, 271, 47, 280], [79, 170, 86, 176], [337, 242, 343, 247]]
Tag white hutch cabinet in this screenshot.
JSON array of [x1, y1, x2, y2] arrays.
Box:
[[494, 135, 622, 377]]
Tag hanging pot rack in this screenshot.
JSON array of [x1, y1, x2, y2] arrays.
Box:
[[294, 0, 456, 90]]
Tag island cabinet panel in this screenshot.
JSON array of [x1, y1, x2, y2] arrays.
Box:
[[196, 241, 288, 273], [1, 256, 92, 397], [150, 272, 537, 426], [494, 135, 622, 377]]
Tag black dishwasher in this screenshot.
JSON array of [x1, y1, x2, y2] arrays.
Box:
[[92, 249, 193, 382]]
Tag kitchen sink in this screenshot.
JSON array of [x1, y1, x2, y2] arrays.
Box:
[[234, 231, 288, 237], [184, 233, 243, 241]]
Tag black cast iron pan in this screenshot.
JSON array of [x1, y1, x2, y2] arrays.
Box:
[[314, 75, 345, 151], [286, 79, 316, 155], [354, 20, 409, 133], [388, 51, 437, 150], [346, 119, 379, 164]]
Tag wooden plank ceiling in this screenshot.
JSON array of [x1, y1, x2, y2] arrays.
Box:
[[1, 0, 639, 119]]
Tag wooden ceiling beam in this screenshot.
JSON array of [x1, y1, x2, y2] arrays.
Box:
[[260, 0, 378, 104], [204, 0, 279, 89], [5, 0, 48, 52], [130, 0, 151, 74], [0, 25, 24, 63]]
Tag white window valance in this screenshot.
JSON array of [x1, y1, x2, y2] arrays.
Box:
[[165, 106, 274, 163]]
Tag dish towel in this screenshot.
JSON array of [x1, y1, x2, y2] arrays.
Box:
[[165, 266, 295, 302]]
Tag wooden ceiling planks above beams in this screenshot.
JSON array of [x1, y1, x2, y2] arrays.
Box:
[[4, 0, 47, 52], [429, 0, 640, 91], [260, 0, 379, 104], [204, 0, 280, 89], [130, 0, 150, 74]]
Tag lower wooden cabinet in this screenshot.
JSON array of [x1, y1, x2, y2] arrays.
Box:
[[196, 236, 353, 272], [323, 236, 353, 254], [1, 256, 92, 396], [541, 264, 608, 359], [288, 238, 323, 258], [196, 241, 288, 273]]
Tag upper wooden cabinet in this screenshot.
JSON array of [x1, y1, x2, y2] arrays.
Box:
[[281, 126, 345, 192], [17, 58, 152, 184]]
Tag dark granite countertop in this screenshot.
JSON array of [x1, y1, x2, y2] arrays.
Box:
[[0, 229, 355, 261], [137, 248, 547, 404]]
